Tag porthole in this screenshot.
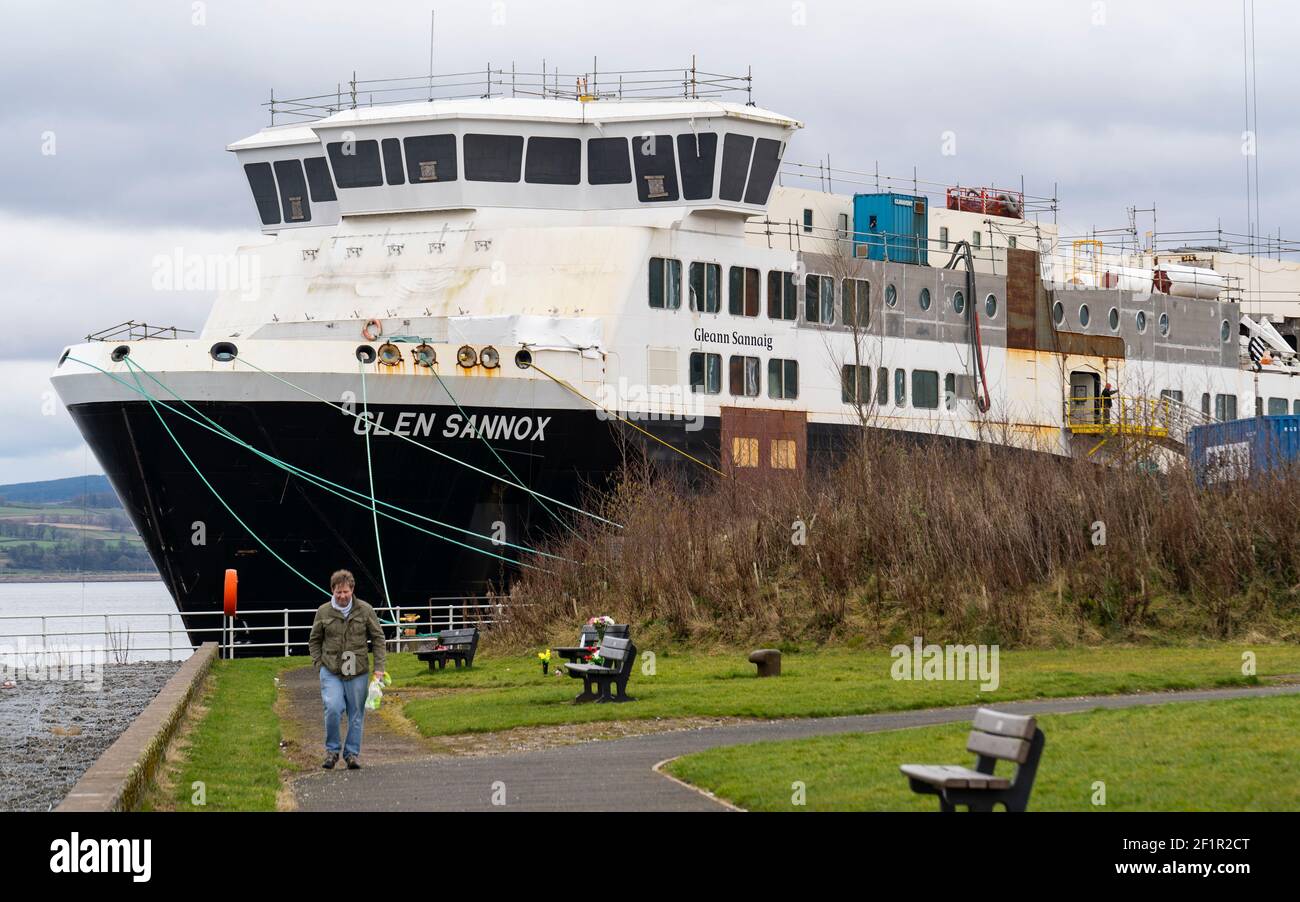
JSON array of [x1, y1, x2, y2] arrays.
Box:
[[1108, 307, 1120, 331], [111, 345, 130, 362], [1136, 311, 1147, 333], [377, 342, 402, 367], [355, 344, 377, 364], [57, 348, 70, 367], [209, 341, 238, 362], [412, 344, 437, 367], [1051, 301, 1064, 326], [1159, 312, 1170, 337], [918, 287, 931, 311], [885, 284, 897, 308], [456, 345, 478, 368], [1079, 304, 1091, 328], [515, 349, 533, 369], [1220, 319, 1231, 342], [984, 293, 997, 318], [953, 290, 965, 316], [480, 346, 500, 369]]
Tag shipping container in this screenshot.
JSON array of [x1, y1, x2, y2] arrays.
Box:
[[853, 193, 928, 265], [1186, 415, 1300, 484]]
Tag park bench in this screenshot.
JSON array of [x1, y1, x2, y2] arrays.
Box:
[[562, 635, 636, 703], [553, 624, 629, 664], [415, 627, 479, 670], [898, 708, 1045, 812]]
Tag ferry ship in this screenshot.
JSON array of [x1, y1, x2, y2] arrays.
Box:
[[48, 64, 1300, 649]]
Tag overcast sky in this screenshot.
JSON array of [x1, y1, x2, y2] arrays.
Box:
[[0, 0, 1292, 483]]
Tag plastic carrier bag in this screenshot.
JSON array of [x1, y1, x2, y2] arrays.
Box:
[[365, 677, 383, 711]]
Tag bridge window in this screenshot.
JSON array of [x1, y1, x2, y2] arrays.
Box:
[[743, 137, 782, 205], [689, 352, 721, 394], [805, 275, 834, 324], [648, 257, 682, 309], [842, 279, 870, 327], [464, 133, 524, 182], [912, 370, 939, 409], [676, 133, 717, 200], [382, 138, 405, 186], [1214, 394, 1237, 420], [404, 134, 457, 182], [718, 134, 753, 202], [243, 162, 280, 225], [842, 364, 871, 404], [729, 267, 760, 317], [767, 271, 797, 320], [303, 157, 337, 202], [526, 136, 581, 185], [729, 355, 760, 397], [273, 159, 311, 223], [632, 135, 679, 202], [1268, 397, 1288, 416], [587, 137, 631, 184], [326, 139, 382, 188], [690, 262, 721, 313], [768, 359, 798, 399]]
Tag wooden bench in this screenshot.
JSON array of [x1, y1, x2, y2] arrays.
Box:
[[553, 624, 629, 664], [414, 627, 479, 670], [562, 635, 636, 703], [899, 708, 1045, 812]]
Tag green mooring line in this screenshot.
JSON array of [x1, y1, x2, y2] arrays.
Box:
[[68, 356, 556, 574]]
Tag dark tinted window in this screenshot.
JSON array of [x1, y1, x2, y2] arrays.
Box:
[[243, 162, 280, 225], [743, 137, 783, 205], [464, 133, 523, 182], [404, 134, 458, 182], [326, 140, 382, 188], [587, 137, 631, 184], [719, 133, 754, 202], [676, 132, 717, 200], [272, 159, 310, 223], [303, 157, 337, 202], [525, 136, 581, 185], [382, 138, 405, 186], [631, 135, 679, 202]]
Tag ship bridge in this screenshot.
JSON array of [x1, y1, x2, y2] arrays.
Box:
[[227, 65, 801, 234]]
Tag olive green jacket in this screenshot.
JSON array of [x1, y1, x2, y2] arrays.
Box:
[[308, 599, 387, 677]]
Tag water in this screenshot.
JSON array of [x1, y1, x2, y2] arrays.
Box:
[[0, 581, 191, 662]]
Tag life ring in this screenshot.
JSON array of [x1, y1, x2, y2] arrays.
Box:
[[223, 569, 238, 617], [361, 318, 384, 341]]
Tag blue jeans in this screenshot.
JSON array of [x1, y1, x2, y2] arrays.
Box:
[[319, 667, 368, 758]]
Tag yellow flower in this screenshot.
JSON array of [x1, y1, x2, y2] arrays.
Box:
[[538, 649, 552, 662]]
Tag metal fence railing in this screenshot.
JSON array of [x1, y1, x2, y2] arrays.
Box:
[[0, 598, 517, 664]]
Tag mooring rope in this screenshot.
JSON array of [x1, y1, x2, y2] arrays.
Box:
[[358, 360, 394, 618], [524, 359, 729, 479], [118, 358, 330, 599], [231, 356, 622, 528], [68, 356, 559, 572]]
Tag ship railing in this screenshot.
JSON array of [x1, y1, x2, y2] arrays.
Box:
[[86, 321, 195, 343], [1063, 395, 1177, 439], [0, 598, 523, 664], [265, 60, 754, 124]]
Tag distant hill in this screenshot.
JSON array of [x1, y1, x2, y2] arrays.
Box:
[[0, 475, 119, 506]]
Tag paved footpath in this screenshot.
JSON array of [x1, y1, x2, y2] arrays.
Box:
[[292, 683, 1300, 812]]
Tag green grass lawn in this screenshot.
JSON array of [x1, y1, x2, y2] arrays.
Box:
[[388, 644, 1300, 737], [149, 657, 297, 812], [665, 694, 1300, 811]]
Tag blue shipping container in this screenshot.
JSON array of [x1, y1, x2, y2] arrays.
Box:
[[853, 193, 928, 265], [1186, 415, 1300, 484]]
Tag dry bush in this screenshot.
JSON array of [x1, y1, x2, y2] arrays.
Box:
[[493, 431, 1300, 650]]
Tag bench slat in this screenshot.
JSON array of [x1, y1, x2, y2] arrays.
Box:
[[899, 764, 1011, 791], [972, 708, 1036, 740], [967, 730, 1031, 763]]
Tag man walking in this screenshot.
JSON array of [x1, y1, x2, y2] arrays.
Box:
[[308, 569, 387, 770]]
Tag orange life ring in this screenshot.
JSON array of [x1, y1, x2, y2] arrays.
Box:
[[223, 569, 238, 617], [362, 318, 384, 341]]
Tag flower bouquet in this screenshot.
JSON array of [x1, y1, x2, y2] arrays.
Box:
[[538, 649, 552, 675]]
